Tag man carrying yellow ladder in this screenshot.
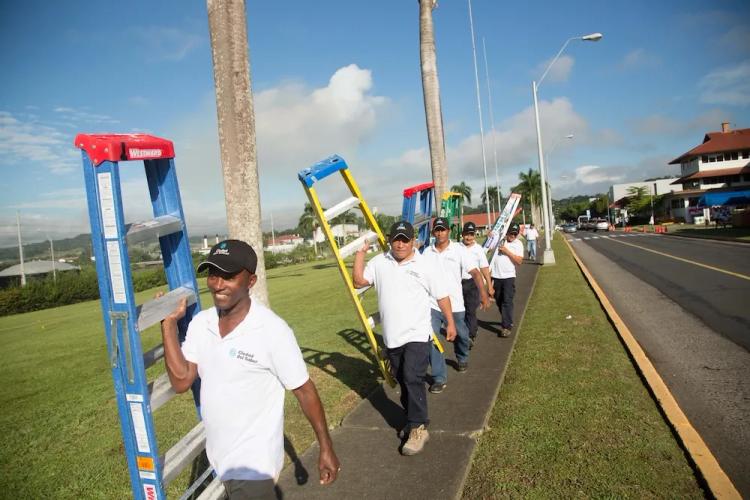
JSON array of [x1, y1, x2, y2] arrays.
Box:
[[353, 221, 455, 456]]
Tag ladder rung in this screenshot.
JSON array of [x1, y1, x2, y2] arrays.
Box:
[[149, 373, 175, 411], [367, 312, 381, 328], [143, 344, 165, 369], [339, 231, 378, 260], [323, 196, 360, 222], [355, 285, 371, 296], [162, 421, 206, 486], [196, 477, 226, 500], [413, 215, 430, 227], [126, 214, 183, 245], [137, 286, 198, 332]]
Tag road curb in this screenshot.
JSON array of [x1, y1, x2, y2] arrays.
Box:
[[453, 263, 541, 500], [562, 236, 740, 499]]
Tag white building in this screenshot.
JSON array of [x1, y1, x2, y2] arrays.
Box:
[[313, 223, 360, 244], [265, 234, 305, 254]]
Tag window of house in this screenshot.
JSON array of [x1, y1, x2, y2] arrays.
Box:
[[709, 156, 716, 162], [670, 199, 682, 209], [724, 152, 731, 161], [743, 151, 749, 159], [731, 151, 739, 160], [702, 155, 708, 163], [744, 174, 750, 182], [688, 197, 699, 207]]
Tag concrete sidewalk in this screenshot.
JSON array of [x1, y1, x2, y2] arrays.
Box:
[[276, 260, 540, 499]]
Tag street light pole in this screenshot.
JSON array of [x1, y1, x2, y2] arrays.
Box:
[[544, 134, 573, 241], [532, 32, 602, 265], [49, 238, 56, 283]]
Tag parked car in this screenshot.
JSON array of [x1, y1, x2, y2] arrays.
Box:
[[563, 223, 577, 233], [594, 219, 610, 231]]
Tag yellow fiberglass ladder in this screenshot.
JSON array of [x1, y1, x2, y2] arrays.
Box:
[[297, 155, 396, 387]]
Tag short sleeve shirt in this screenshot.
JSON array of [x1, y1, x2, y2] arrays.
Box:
[[363, 250, 447, 348], [460, 242, 490, 280], [181, 302, 309, 481], [422, 242, 478, 312], [490, 238, 524, 279]]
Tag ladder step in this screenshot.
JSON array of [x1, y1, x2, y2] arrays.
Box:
[[323, 196, 360, 222], [149, 373, 175, 411], [367, 311, 381, 328], [162, 421, 206, 486], [126, 214, 183, 245], [355, 285, 371, 296], [143, 344, 165, 369], [136, 286, 198, 332], [339, 231, 378, 260], [196, 477, 226, 500]]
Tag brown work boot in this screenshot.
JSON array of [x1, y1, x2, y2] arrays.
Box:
[[401, 424, 429, 456]]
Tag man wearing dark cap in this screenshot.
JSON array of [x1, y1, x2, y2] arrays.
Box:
[[489, 224, 524, 337], [352, 221, 455, 456], [160, 239, 339, 498], [460, 222, 493, 346], [423, 218, 489, 393]]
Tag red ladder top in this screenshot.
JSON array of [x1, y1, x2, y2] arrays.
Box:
[[74, 133, 175, 166], [403, 182, 435, 198]]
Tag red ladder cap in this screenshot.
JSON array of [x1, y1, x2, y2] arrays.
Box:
[[403, 182, 435, 198], [74, 133, 175, 166]]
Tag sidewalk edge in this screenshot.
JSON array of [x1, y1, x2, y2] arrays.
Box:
[[562, 236, 740, 500], [453, 264, 541, 500]]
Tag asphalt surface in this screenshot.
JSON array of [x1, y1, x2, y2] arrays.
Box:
[[566, 231, 750, 496], [275, 260, 539, 499]]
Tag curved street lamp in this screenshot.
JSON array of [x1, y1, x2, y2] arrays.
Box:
[[533, 32, 602, 265]]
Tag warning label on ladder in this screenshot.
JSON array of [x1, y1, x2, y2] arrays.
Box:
[[106, 241, 127, 303], [97, 172, 119, 239], [129, 401, 151, 453]]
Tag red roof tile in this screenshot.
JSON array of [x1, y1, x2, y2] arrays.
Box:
[[669, 128, 750, 164]]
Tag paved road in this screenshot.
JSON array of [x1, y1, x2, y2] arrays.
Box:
[[565, 231, 750, 496]]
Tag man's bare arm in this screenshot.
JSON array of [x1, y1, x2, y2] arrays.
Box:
[[292, 379, 340, 485], [437, 296, 456, 341], [159, 296, 198, 393], [352, 243, 371, 289]]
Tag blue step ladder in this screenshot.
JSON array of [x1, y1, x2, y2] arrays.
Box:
[[401, 182, 435, 251], [75, 134, 225, 500]]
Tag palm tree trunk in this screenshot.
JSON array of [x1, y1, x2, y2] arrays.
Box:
[[419, 0, 448, 207], [207, 0, 268, 306]]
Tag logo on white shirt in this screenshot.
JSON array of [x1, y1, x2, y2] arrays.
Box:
[[229, 347, 257, 363]]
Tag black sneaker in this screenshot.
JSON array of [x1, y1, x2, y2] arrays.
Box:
[[457, 362, 468, 372], [429, 382, 446, 394]]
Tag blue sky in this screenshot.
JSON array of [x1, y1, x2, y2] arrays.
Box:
[[1, 0, 749, 246]]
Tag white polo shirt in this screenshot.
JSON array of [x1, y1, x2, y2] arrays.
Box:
[[363, 250, 447, 348], [460, 242, 489, 280], [181, 302, 309, 481], [491, 238, 524, 279], [525, 227, 539, 241], [422, 241, 477, 313]]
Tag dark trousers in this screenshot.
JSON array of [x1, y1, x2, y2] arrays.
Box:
[[386, 341, 430, 430], [493, 277, 515, 330], [462, 278, 480, 338]]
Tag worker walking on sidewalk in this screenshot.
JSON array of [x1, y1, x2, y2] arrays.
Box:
[[352, 221, 454, 456], [160, 240, 339, 498], [423, 218, 490, 394], [525, 223, 539, 262], [459, 222, 493, 347], [490, 224, 525, 337]]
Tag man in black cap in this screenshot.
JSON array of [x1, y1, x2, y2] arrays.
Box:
[[460, 222, 493, 346], [160, 239, 339, 497], [352, 221, 454, 455], [489, 224, 524, 337]]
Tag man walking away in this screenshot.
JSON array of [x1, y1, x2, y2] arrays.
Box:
[[525, 223, 539, 262], [423, 218, 489, 394], [352, 221, 454, 456], [161, 240, 339, 498], [490, 224, 524, 338], [459, 222, 492, 348]]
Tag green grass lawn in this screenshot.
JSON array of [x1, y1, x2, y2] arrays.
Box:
[[462, 238, 704, 498], [0, 258, 379, 498], [668, 224, 750, 241]]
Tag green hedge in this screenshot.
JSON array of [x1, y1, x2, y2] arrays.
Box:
[[0, 267, 168, 317]]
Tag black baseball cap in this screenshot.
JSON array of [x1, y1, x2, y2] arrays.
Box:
[[197, 239, 258, 274], [389, 221, 414, 241], [433, 217, 450, 231], [462, 222, 476, 234], [507, 223, 520, 235]]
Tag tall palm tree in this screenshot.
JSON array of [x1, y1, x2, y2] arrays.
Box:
[[207, 0, 268, 305], [480, 186, 499, 213], [419, 0, 448, 208], [297, 203, 319, 255], [516, 169, 542, 224], [450, 181, 472, 205]]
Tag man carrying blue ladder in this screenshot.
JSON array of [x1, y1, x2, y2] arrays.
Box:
[[161, 240, 340, 497]]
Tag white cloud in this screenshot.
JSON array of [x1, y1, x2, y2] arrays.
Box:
[[130, 26, 204, 62], [720, 26, 750, 53], [0, 111, 79, 174], [53, 106, 119, 125], [630, 109, 733, 136], [618, 48, 660, 70], [699, 59, 750, 106], [534, 54, 574, 83]]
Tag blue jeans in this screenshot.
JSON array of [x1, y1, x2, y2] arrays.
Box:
[[527, 239, 537, 260], [429, 308, 471, 384]]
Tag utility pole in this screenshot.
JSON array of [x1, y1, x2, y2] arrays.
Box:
[[16, 211, 26, 287], [50, 238, 56, 283], [207, 0, 268, 305]]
